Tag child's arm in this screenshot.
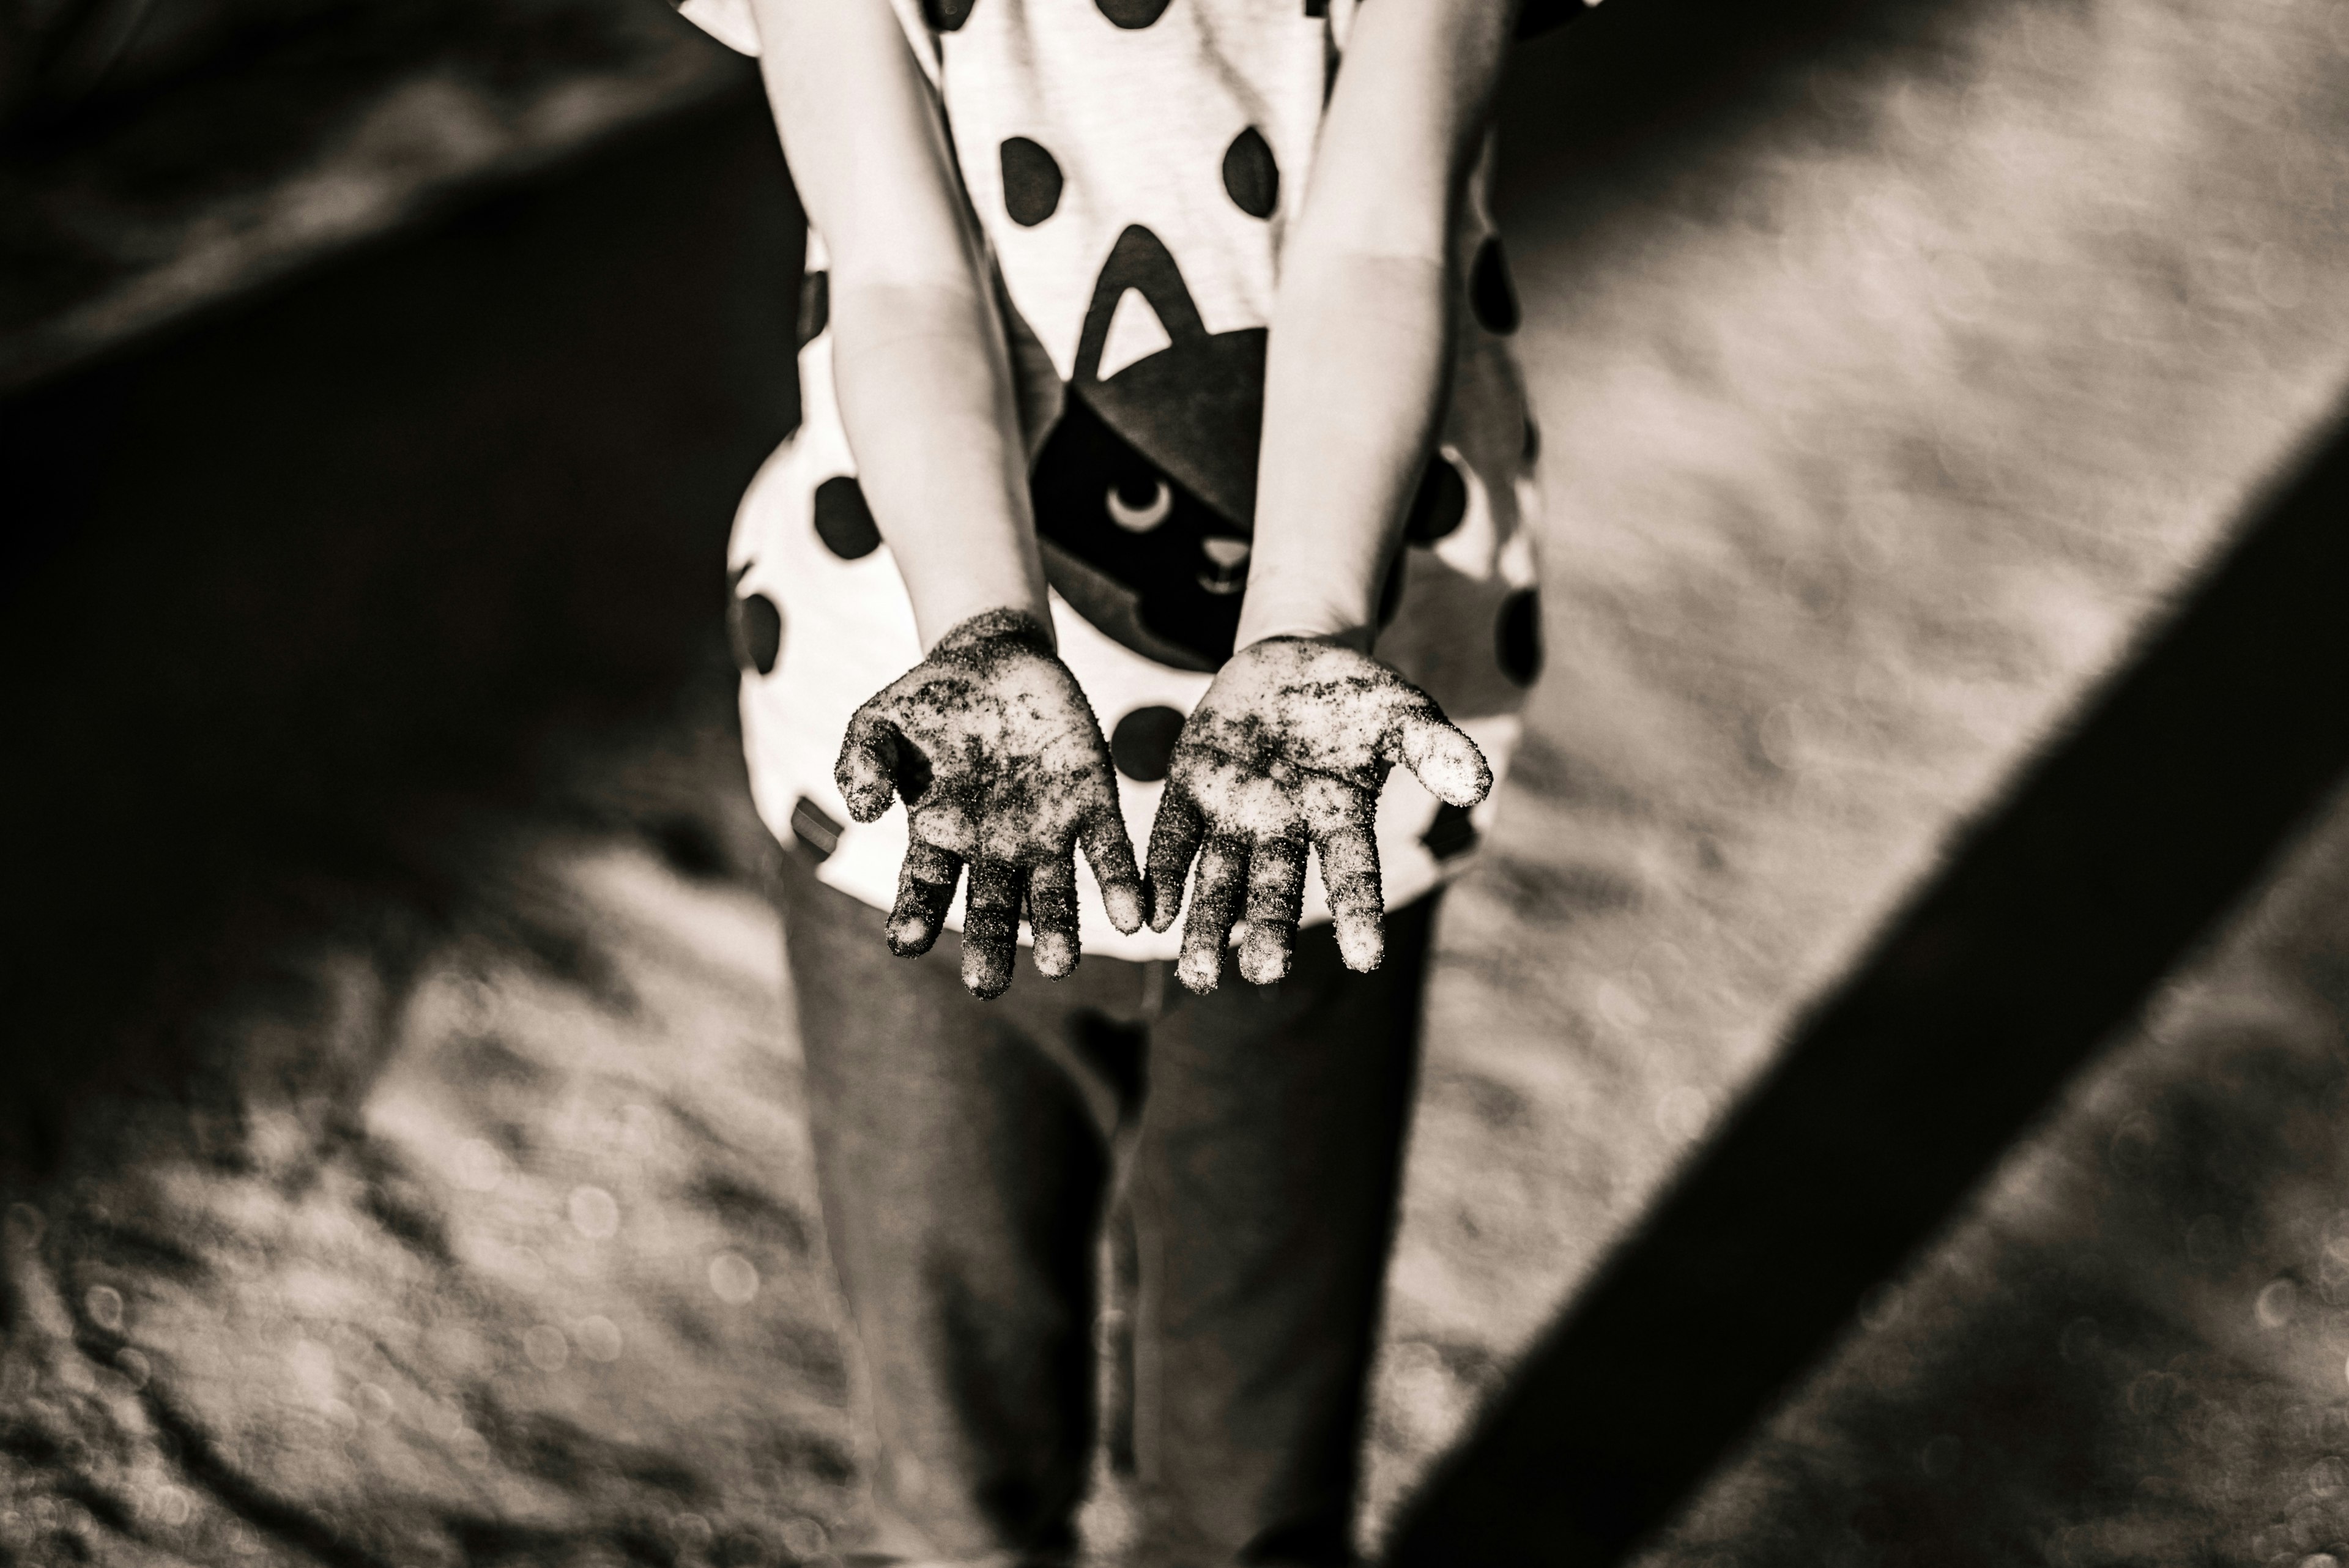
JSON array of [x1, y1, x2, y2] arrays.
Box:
[[749, 0, 1047, 647], [1146, 0, 1522, 992], [1236, 0, 1520, 649], [752, 0, 1142, 996]]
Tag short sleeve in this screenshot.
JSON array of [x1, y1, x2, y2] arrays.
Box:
[[672, 0, 761, 55], [669, 0, 941, 87]]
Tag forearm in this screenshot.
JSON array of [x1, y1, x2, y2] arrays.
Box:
[[1234, 251, 1452, 652], [1231, 0, 1512, 655], [828, 281, 1051, 650], [749, 0, 1048, 652]]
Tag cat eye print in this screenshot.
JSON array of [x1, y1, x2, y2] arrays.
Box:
[[1106, 477, 1173, 532]]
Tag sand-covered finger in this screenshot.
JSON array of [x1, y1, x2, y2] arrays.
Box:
[[960, 858, 1025, 998], [1244, 836, 1307, 926], [1178, 838, 1247, 994], [1028, 856, 1081, 979], [1143, 790, 1206, 933], [1237, 836, 1307, 986], [1390, 699, 1492, 808], [886, 838, 962, 957], [1312, 819, 1386, 972], [834, 708, 903, 822], [1080, 804, 1145, 935]]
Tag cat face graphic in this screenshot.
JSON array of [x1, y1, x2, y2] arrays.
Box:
[[1031, 224, 1452, 669], [1032, 225, 1267, 671]]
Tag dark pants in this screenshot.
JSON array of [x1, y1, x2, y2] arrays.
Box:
[[774, 846, 1434, 1568]]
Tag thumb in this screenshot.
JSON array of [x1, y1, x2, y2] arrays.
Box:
[[1390, 698, 1491, 809], [834, 705, 904, 823]]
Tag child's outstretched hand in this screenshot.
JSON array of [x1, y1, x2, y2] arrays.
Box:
[[836, 608, 1145, 999], [1142, 637, 1491, 994]]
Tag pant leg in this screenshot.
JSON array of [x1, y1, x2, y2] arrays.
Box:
[[776, 847, 1145, 1564], [1129, 897, 1439, 1568]]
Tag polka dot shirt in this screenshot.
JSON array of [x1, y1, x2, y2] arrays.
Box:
[[688, 0, 1545, 959]]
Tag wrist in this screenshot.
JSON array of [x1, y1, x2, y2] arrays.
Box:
[[929, 602, 1056, 658], [1237, 625, 1373, 657], [912, 574, 1053, 655], [1233, 593, 1375, 656]]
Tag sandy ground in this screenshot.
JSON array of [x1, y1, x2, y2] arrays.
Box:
[[5, 0, 2349, 1562]]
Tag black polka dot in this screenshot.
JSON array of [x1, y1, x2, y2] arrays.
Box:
[[1523, 415, 1541, 465], [1497, 588, 1543, 686], [1377, 549, 1407, 626], [728, 591, 783, 675], [1095, 0, 1171, 25], [1000, 137, 1063, 228], [814, 476, 881, 559], [1110, 705, 1186, 782], [1422, 801, 1480, 861], [922, 0, 978, 29], [1221, 127, 1278, 219], [1403, 454, 1467, 544], [790, 797, 844, 861], [1471, 237, 1521, 335], [796, 270, 828, 351]]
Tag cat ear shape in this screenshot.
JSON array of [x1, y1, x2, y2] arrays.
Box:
[[1071, 226, 1212, 384], [1067, 226, 1266, 531]]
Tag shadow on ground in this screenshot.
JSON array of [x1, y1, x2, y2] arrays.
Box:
[[1368, 0, 2349, 1560], [0, 94, 847, 1566]]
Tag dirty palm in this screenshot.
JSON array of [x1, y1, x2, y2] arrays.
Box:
[[840, 611, 1492, 997]]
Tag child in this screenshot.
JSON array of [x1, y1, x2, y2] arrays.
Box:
[[677, 0, 1551, 1561]]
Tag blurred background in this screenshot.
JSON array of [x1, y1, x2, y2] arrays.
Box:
[[3, 0, 2348, 1562]]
